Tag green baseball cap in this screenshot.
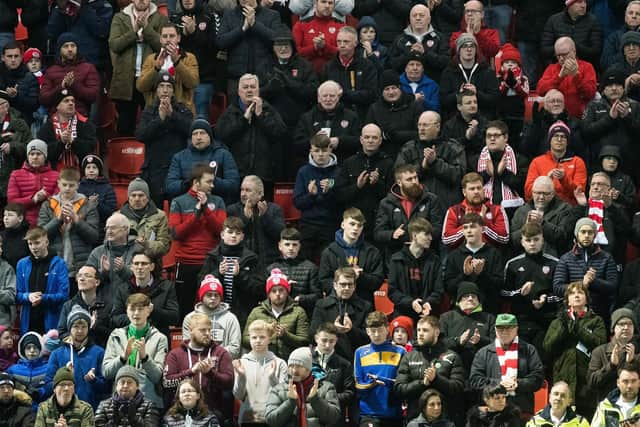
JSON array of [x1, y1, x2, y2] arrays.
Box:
[[495, 313, 518, 327]]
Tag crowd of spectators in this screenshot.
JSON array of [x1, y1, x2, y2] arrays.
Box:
[[4, 0, 640, 425]]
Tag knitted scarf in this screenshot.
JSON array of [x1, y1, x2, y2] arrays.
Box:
[[495, 336, 518, 396], [294, 374, 315, 427], [2, 113, 9, 132], [127, 323, 149, 366], [477, 145, 523, 208], [587, 199, 608, 245], [52, 113, 79, 170]]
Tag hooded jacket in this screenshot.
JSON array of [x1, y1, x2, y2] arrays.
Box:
[[43, 338, 108, 409], [439, 305, 495, 370], [243, 297, 310, 360], [233, 350, 288, 424], [119, 200, 171, 259], [293, 153, 340, 226], [162, 341, 234, 416], [598, 145, 636, 216], [7, 162, 60, 226], [16, 255, 69, 335], [352, 0, 412, 45], [78, 177, 117, 227], [108, 3, 167, 101], [0, 389, 35, 427], [318, 229, 384, 304], [182, 302, 242, 359], [591, 387, 640, 426], [7, 332, 48, 407], [165, 139, 241, 204]]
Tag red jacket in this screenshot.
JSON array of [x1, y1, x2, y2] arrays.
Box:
[[442, 199, 509, 248], [536, 60, 597, 119], [39, 59, 100, 116], [162, 341, 234, 415], [169, 189, 226, 264], [450, 21, 501, 61], [7, 162, 59, 226], [524, 151, 587, 205], [293, 15, 344, 74]]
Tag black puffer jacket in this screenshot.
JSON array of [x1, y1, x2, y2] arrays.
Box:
[[215, 5, 279, 78], [439, 306, 495, 371], [388, 27, 450, 81], [0, 391, 34, 427], [266, 257, 321, 316], [465, 404, 521, 427], [540, 10, 603, 65], [512, 0, 563, 44], [430, 0, 464, 39], [439, 61, 499, 117], [323, 55, 379, 121]]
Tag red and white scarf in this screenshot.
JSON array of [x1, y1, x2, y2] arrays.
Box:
[[33, 70, 44, 87], [477, 144, 524, 209], [587, 198, 608, 245], [2, 113, 10, 133], [52, 114, 79, 169], [495, 336, 518, 396], [160, 48, 178, 76]]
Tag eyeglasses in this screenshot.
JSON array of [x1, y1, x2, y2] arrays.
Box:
[[336, 282, 355, 288], [532, 191, 553, 197], [591, 181, 610, 188], [546, 99, 564, 105], [486, 132, 503, 139], [464, 9, 482, 14]]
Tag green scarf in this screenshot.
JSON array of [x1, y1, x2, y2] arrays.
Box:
[[127, 323, 150, 366]]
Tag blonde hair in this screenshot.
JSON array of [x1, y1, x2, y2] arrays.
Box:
[[248, 319, 275, 337]]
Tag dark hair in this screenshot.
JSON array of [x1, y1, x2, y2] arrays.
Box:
[[131, 249, 160, 277], [334, 266, 356, 283], [482, 384, 507, 401], [461, 212, 484, 226], [190, 163, 215, 183], [59, 167, 81, 182], [25, 226, 47, 241], [280, 227, 301, 241], [160, 23, 180, 33], [316, 322, 338, 336], [521, 222, 543, 238], [167, 379, 210, 417], [4, 202, 25, 217], [223, 216, 244, 232], [418, 389, 444, 419], [618, 360, 640, 377], [394, 163, 418, 180], [486, 120, 509, 137], [456, 89, 476, 105], [408, 218, 432, 237], [310, 134, 331, 149], [2, 41, 21, 55], [366, 311, 389, 328]]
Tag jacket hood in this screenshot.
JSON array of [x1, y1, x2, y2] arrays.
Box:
[[17, 331, 43, 360], [335, 229, 363, 250], [123, 2, 158, 18], [194, 301, 231, 316], [241, 350, 278, 364], [308, 152, 338, 168]]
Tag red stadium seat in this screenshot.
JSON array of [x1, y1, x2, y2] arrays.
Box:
[[113, 183, 130, 207], [534, 380, 549, 413], [107, 137, 145, 183], [157, 3, 168, 16], [169, 327, 183, 350], [374, 281, 394, 316], [273, 182, 301, 223], [524, 91, 543, 123], [14, 9, 28, 42]]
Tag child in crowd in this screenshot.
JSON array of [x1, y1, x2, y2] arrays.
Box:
[[182, 274, 242, 360], [598, 145, 636, 218], [1, 202, 29, 270], [199, 216, 260, 327], [0, 234, 16, 328], [267, 227, 321, 318], [293, 134, 340, 261], [354, 311, 406, 426], [233, 319, 288, 426], [357, 16, 388, 74], [503, 222, 560, 352], [23, 48, 47, 136], [78, 155, 118, 239], [389, 316, 414, 352], [496, 43, 529, 145], [7, 331, 48, 410], [0, 325, 17, 370]]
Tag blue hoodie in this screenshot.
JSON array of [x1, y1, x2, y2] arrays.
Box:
[[293, 153, 339, 226], [7, 332, 48, 411]]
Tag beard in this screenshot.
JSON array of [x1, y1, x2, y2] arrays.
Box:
[[402, 183, 423, 200]]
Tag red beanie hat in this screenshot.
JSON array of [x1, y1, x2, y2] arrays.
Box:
[[265, 268, 291, 295], [500, 43, 522, 65], [198, 275, 224, 301], [389, 316, 414, 341], [23, 48, 43, 64]]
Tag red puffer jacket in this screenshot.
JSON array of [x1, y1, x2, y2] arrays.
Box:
[[39, 59, 100, 116], [7, 162, 60, 226]]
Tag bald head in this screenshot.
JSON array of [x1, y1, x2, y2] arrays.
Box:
[[409, 4, 431, 32], [544, 89, 565, 115], [360, 123, 382, 154], [531, 176, 554, 209], [417, 111, 441, 141], [554, 37, 576, 65]]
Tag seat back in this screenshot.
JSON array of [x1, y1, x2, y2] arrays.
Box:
[[534, 380, 549, 413], [374, 280, 394, 316], [107, 138, 145, 180], [273, 182, 301, 223]]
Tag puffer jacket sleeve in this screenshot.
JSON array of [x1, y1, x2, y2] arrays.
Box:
[[264, 384, 296, 427]]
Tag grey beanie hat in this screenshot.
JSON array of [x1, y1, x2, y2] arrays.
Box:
[[288, 347, 312, 370], [621, 31, 640, 49], [116, 365, 139, 385], [27, 139, 48, 159], [455, 33, 478, 52], [67, 304, 91, 330], [611, 308, 636, 332], [574, 217, 597, 237], [128, 178, 150, 198]]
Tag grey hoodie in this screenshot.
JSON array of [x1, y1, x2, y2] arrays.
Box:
[[182, 302, 242, 359]]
